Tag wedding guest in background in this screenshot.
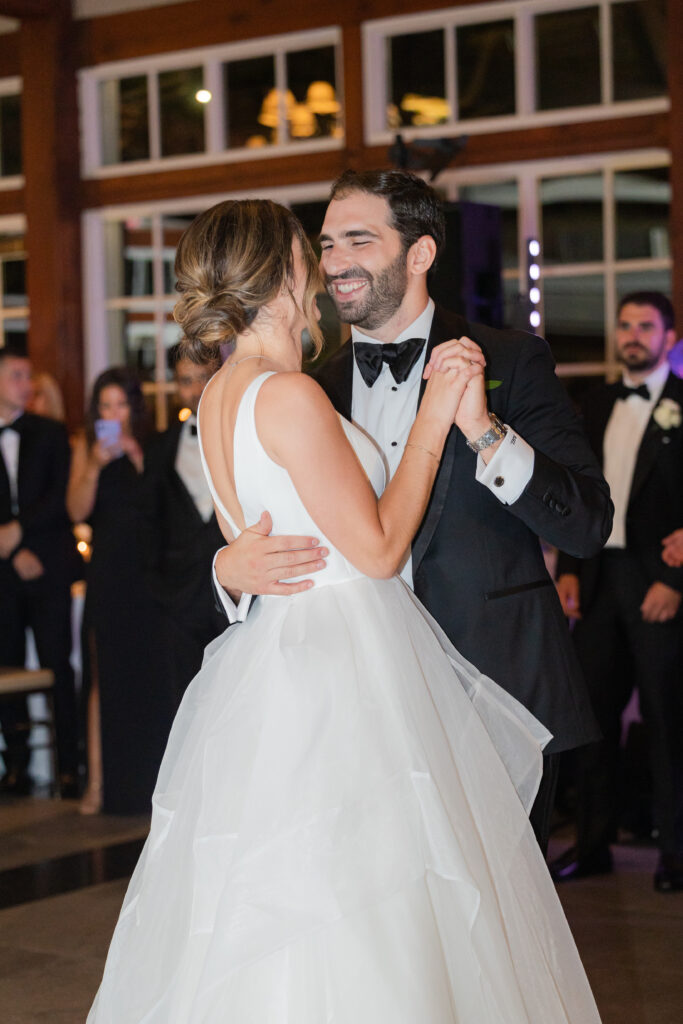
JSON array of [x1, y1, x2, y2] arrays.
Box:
[[0, 347, 80, 796], [553, 291, 683, 893], [27, 372, 66, 423], [142, 344, 225, 709], [68, 367, 170, 815]]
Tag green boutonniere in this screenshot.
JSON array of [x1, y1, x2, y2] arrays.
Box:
[[485, 379, 503, 391]]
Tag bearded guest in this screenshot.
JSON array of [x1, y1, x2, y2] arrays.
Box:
[[552, 291, 683, 893], [141, 345, 225, 710]]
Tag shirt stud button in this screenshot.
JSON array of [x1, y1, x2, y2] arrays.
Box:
[[391, 386, 398, 392], [494, 476, 505, 487], [391, 441, 398, 447]]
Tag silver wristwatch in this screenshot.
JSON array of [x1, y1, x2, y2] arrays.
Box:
[[466, 413, 508, 453]]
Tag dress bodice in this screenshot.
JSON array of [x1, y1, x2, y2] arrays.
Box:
[[198, 371, 386, 590]]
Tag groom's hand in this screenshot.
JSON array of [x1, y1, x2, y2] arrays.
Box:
[[214, 511, 328, 599]]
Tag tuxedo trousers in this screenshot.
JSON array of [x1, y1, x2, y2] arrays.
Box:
[[572, 549, 683, 858], [0, 568, 79, 780]]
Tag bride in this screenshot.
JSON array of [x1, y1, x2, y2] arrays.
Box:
[[87, 199, 600, 1022]]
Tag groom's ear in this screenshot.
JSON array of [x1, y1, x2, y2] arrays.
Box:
[[407, 235, 437, 277]]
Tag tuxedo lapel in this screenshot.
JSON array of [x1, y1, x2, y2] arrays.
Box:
[[316, 341, 354, 419], [629, 373, 681, 506], [412, 307, 468, 571]]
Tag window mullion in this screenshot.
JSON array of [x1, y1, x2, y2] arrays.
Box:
[[444, 22, 457, 126], [148, 72, 161, 161], [600, 0, 612, 105], [204, 60, 224, 154], [515, 9, 535, 116]]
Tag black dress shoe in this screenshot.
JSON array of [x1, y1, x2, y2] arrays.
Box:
[[549, 845, 613, 882], [654, 856, 683, 893]]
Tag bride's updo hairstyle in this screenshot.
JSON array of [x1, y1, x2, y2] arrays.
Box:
[[174, 199, 323, 362]]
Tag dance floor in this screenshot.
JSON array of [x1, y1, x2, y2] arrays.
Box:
[[1, 796, 682, 1023]]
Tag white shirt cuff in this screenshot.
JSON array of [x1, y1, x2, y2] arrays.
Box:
[[212, 547, 252, 624], [475, 427, 535, 505]]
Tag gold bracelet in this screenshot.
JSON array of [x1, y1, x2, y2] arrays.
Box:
[[405, 441, 440, 463]]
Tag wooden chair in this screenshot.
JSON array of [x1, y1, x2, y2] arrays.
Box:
[[0, 667, 58, 796]]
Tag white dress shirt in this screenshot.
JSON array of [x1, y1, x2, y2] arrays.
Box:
[[603, 361, 670, 549], [0, 411, 22, 516], [214, 300, 535, 620], [176, 415, 215, 523]]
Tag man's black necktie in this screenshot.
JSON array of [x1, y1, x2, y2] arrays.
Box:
[[614, 382, 651, 401], [353, 338, 426, 388]]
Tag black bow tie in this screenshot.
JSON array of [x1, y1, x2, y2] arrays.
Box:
[[353, 338, 426, 388], [614, 382, 651, 402]]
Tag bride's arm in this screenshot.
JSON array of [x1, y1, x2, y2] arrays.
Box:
[[254, 364, 481, 580]]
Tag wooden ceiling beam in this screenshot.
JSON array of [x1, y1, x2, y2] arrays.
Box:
[[0, 0, 59, 18]]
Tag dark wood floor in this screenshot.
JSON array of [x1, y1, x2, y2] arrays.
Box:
[[0, 796, 681, 1023]]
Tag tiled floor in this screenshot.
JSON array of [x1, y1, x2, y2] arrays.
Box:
[[1, 796, 682, 1023]]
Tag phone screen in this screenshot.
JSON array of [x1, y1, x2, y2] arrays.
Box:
[[94, 418, 122, 452]]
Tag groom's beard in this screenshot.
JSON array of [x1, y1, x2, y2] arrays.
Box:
[[324, 251, 408, 332]]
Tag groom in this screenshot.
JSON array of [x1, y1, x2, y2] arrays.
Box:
[[212, 170, 613, 854]]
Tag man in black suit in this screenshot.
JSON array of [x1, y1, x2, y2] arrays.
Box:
[[211, 170, 612, 853], [551, 291, 683, 892], [0, 347, 79, 795], [142, 345, 225, 710]]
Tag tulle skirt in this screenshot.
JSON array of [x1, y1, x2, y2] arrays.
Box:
[[88, 576, 600, 1023]]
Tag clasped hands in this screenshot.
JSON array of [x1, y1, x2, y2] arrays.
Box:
[[215, 337, 494, 601], [0, 522, 44, 580]]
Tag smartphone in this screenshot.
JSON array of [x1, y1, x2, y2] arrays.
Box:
[[94, 418, 122, 454]]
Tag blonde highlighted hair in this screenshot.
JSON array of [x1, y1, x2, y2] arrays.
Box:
[[174, 199, 323, 361]]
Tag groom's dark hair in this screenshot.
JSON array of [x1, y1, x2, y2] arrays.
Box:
[[329, 169, 446, 263]]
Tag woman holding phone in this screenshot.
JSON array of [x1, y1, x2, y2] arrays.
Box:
[[68, 368, 170, 815]]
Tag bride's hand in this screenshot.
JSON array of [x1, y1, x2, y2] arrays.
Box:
[[420, 340, 485, 428]]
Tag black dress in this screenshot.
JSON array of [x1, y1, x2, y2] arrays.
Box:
[[83, 452, 173, 814]]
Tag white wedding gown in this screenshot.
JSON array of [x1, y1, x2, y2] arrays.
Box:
[[88, 372, 600, 1023]]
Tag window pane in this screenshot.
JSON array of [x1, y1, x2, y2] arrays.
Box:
[[535, 7, 601, 110], [387, 30, 449, 129], [159, 67, 205, 157], [544, 275, 605, 363], [612, 0, 666, 101], [0, 94, 22, 177], [2, 316, 28, 352], [615, 166, 670, 260], [104, 219, 154, 299], [106, 308, 158, 379], [286, 47, 340, 142], [541, 174, 603, 264], [458, 180, 518, 269], [2, 258, 26, 307], [224, 55, 275, 149], [616, 268, 672, 303], [456, 20, 515, 120], [162, 213, 198, 294], [100, 76, 149, 164]]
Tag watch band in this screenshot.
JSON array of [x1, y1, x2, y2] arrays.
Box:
[[466, 413, 508, 453]]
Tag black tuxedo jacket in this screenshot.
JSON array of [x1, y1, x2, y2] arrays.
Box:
[[0, 412, 76, 580], [316, 305, 613, 752], [142, 421, 226, 635], [557, 371, 683, 607]]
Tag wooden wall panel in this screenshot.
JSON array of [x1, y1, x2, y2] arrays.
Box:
[[0, 29, 20, 75], [19, 0, 83, 427], [668, 0, 683, 323]]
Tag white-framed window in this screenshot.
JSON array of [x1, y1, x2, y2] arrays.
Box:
[[79, 28, 344, 178], [440, 148, 671, 388], [0, 215, 28, 350], [0, 78, 22, 186], [82, 185, 343, 427], [363, 0, 667, 144]]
